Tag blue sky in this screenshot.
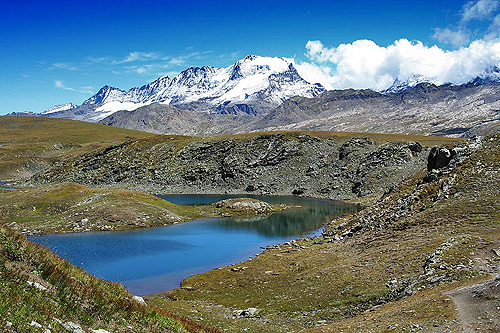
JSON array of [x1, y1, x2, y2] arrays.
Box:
[[2, 0, 498, 114]]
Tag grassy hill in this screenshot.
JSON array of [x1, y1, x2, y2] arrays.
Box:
[[0, 116, 155, 180], [0, 221, 223, 332]]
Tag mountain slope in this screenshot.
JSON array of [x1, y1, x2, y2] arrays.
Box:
[[99, 104, 257, 136], [252, 83, 500, 137]]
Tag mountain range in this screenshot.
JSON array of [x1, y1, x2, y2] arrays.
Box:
[[42, 55, 325, 122], [31, 57, 500, 138]]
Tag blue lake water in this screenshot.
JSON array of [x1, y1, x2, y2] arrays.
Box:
[[29, 194, 359, 295]]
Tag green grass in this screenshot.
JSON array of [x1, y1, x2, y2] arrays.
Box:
[[0, 183, 283, 235], [0, 116, 156, 180], [0, 223, 220, 332]]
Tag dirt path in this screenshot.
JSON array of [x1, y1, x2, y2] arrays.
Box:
[[446, 275, 500, 332]]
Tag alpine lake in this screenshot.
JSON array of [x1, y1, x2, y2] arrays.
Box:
[[29, 194, 360, 295]]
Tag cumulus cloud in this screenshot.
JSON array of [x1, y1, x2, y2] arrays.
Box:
[[432, 28, 470, 47], [305, 38, 500, 91], [294, 61, 334, 90], [462, 0, 499, 22]]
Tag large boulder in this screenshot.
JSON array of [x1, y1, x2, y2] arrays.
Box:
[[427, 147, 454, 171]]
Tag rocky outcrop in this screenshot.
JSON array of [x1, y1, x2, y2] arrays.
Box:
[[427, 147, 455, 171], [29, 133, 429, 200], [213, 198, 274, 214]]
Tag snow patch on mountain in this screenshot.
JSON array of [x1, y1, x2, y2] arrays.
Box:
[[92, 102, 151, 121], [383, 74, 440, 94], [470, 66, 500, 85], [42, 103, 77, 115]]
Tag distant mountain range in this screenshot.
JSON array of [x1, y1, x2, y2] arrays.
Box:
[[9, 57, 500, 138], [40, 55, 325, 122]]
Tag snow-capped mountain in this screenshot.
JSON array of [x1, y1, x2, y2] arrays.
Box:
[[383, 74, 440, 94], [49, 55, 326, 122], [41, 103, 77, 115], [470, 66, 500, 85]]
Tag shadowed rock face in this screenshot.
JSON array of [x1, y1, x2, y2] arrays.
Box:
[[30, 134, 429, 200], [427, 147, 455, 171]]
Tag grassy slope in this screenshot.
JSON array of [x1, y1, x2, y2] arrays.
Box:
[[0, 116, 156, 180], [0, 223, 224, 332], [0, 182, 206, 234], [0, 183, 284, 235], [149, 135, 499, 332]]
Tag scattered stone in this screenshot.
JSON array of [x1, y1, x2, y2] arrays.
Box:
[[30, 321, 42, 328], [233, 308, 259, 318], [408, 142, 423, 153], [6, 321, 12, 328], [427, 147, 454, 171], [55, 320, 85, 333], [90, 329, 111, 333], [132, 296, 146, 305], [27, 280, 47, 291]]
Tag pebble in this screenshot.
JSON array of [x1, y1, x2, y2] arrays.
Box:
[[30, 321, 42, 328]]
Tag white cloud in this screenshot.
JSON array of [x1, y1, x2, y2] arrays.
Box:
[[486, 14, 500, 38], [119, 52, 161, 63], [54, 80, 94, 94], [462, 0, 499, 22], [165, 51, 213, 66], [50, 62, 79, 71], [305, 38, 500, 91], [293, 61, 334, 90], [432, 28, 470, 47], [54, 80, 75, 91]]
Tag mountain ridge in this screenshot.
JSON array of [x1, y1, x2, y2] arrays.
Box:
[[42, 55, 326, 121]]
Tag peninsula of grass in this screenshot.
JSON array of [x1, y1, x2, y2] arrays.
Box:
[[0, 183, 284, 235]]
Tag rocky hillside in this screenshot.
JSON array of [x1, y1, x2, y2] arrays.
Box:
[[147, 134, 499, 332], [27, 132, 458, 201], [254, 83, 500, 137]]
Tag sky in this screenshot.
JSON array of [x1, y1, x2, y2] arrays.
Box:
[[1, 0, 500, 114]]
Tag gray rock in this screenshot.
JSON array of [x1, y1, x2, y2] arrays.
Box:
[[427, 147, 454, 171], [133, 295, 146, 304], [233, 307, 259, 318], [30, 321, 42, 328]]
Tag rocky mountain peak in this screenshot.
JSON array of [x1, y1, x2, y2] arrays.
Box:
[[470, 66, 500, 85], [383, 74, 439, 94], [83, 85, 126, 106]]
